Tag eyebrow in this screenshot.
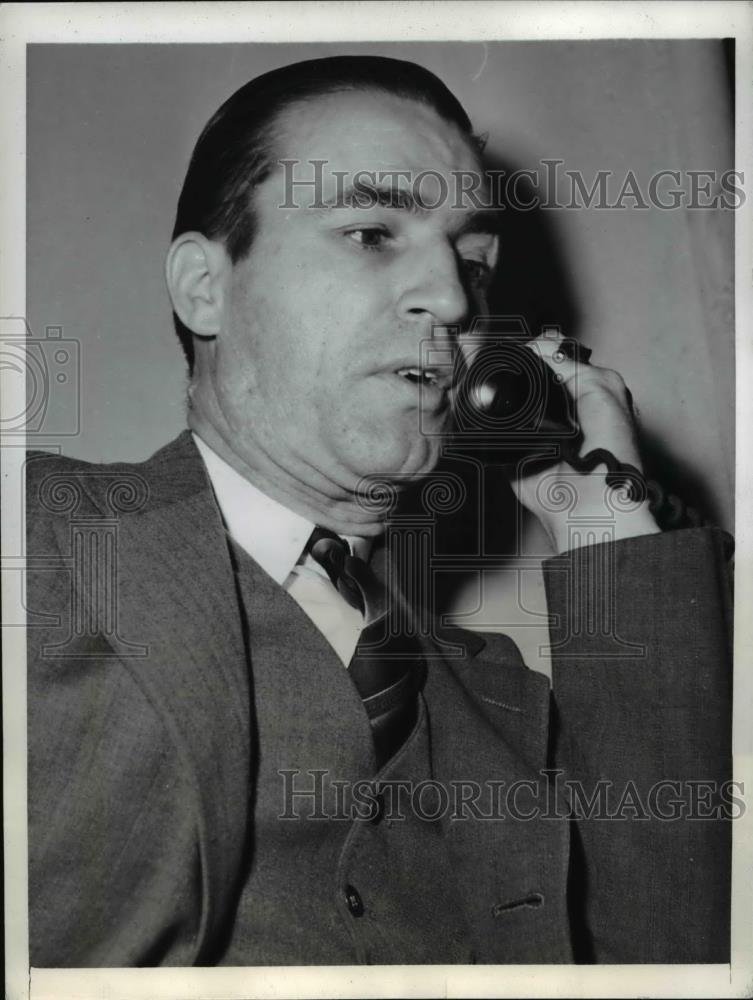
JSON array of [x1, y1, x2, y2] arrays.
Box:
[[316, 180, 501, 237]]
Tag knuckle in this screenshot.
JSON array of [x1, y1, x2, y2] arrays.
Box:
[[599, 367, 626, 392]]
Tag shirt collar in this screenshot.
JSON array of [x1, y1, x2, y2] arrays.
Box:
[[193, 433, 372, 583]]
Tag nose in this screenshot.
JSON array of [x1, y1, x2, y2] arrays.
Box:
[[396, 241, 471, 329]]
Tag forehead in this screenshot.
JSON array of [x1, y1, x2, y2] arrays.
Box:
[[272, 89, 485, 200]]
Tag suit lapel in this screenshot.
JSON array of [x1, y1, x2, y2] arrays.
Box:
[[104, 433, 251, 961]]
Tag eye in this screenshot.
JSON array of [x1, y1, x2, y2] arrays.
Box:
[[345, 227, 391, 250]]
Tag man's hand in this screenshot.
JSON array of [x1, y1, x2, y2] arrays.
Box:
[[509, 331, 661, 553]]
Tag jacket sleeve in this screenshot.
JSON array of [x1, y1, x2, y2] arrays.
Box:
[[543, 526, 733, 963]]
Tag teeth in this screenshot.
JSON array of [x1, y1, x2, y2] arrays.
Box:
[[397, 367, 438, 385]]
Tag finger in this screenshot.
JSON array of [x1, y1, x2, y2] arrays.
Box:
[[526, 333, 592, 364], [558, 340, 592, 365], [524, 336, 635, 412], [523, 335, 582, 387], [625, 385, 640, 420]]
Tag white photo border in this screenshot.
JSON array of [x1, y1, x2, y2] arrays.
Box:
[[2, 3, 752, 998]]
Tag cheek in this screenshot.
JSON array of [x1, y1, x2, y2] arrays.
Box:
[[221, 300, 318, 419], [226, 247, 381, 413]]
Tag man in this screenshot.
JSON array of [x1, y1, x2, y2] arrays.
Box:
[[26, 55, 732, 966]]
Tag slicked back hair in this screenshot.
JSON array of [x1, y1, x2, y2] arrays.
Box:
[[171, 55, 478, 372]]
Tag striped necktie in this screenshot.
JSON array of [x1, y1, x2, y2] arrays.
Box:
[[307, 527, 427, 768]]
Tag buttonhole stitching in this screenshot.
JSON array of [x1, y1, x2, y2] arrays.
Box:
[[481, 695, 523, 714], [491, 892, 544, 917]]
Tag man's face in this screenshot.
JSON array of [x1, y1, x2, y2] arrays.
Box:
[[210, 90, 498, 496]]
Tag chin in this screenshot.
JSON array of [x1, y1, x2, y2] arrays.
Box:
[[352, 434, 442, 485]]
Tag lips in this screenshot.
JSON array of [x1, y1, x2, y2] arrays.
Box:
[[396, 365, 438, 386], [393, 365, 454, 392]]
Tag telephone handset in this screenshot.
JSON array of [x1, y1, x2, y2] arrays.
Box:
[[448, 324, 701, 531], [449, 332, 588, 467]]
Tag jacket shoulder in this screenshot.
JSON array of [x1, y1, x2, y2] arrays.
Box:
[[25, 431, 204, 520]]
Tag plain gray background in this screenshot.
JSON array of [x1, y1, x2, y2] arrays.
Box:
[[25, 39, 736, 687]]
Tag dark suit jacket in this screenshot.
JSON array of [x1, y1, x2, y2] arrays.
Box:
[[26, 432, 732, 966]]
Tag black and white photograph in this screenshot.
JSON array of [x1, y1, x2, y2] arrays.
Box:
[[2, 3, 752, 998]]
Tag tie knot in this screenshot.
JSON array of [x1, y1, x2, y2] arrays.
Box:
[[306, 527, 366, 615], [307, 527, 350, 576]]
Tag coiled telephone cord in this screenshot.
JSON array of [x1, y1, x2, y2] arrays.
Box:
[[563, 446, 705, 532]]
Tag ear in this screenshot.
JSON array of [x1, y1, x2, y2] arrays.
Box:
[[165, 232, 230, 337]]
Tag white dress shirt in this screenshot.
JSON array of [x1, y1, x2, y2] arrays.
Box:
[[193, 433, 370, 665]]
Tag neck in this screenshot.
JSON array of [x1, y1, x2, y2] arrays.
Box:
[[188, 398, 390, 539]]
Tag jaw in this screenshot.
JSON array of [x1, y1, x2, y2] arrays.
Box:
[[191, 360, 450, 529], [345, 417, 446, 485]]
